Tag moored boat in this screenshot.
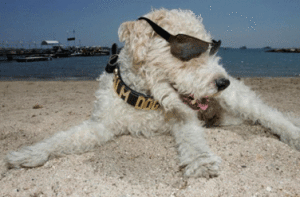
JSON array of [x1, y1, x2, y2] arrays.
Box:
[[16, 56, 52, 62]]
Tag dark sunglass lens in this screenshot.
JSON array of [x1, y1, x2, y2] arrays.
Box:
[[170, 34, 209, 61]]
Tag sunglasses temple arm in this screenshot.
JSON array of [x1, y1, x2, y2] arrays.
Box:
[[210, 40, 221, 55], [138, 17, 172, 42]]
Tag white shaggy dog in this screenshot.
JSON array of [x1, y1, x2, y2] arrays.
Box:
[[6, 9, 300, 178]]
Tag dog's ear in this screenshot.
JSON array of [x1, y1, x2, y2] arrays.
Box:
[[118, 21, 134, 44], [118, 20, 151, 67]]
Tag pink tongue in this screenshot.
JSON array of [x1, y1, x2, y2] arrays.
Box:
[[189, 94, 209, 111], [198, 103, 208, 111]]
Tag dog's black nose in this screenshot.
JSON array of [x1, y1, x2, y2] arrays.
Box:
[[215, 78, 230, 91]]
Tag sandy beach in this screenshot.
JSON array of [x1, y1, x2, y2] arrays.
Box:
[[1, 78, 300, 197]]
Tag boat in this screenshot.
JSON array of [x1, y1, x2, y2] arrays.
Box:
[[53, 53, 70, 58], [16, 56, 52, 62], [70, 51, 82, 56]]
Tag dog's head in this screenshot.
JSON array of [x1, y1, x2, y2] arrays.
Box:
[[118, 9, 229, 103]]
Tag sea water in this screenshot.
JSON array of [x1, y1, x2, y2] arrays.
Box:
[[0, 48, 299, 81], [219, 48, 300, 77]]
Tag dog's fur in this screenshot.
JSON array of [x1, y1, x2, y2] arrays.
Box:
[[6, 9, 300, 178]]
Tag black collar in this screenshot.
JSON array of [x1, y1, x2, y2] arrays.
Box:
[[106, 44, 160, 110]]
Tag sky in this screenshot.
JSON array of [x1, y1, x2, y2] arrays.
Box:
[[0, 0, 299, 49]]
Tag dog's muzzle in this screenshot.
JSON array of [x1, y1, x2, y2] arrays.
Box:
[[215, 78, 230, 91]]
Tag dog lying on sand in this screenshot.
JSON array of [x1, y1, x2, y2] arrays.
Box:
[[6, 9, 300, 178]]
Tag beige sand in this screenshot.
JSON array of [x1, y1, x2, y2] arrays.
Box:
[[1, 78, 300, 197]]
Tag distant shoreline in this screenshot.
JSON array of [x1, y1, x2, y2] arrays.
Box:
[[266, 48, 300, 53]]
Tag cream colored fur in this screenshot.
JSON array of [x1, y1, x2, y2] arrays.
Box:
[[6, 9, 300, 178]]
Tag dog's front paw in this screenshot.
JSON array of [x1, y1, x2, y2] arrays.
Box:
[[182, 153, 221, 178]]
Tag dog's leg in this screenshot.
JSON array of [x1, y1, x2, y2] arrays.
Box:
[[151, 82, 221, 177], [220, 77, 300, 150], [172, 119, 221, 178], [6, 120, 114, 168], [285, 113, 300, 128]]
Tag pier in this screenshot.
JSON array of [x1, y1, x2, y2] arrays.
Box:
[[0, 46, 110, 62], [16, 56, 52, 62]]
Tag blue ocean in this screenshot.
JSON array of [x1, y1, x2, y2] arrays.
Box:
[[0, 48, 299, 81]]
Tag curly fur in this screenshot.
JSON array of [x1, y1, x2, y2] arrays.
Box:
[[6, 8, 300, 178]]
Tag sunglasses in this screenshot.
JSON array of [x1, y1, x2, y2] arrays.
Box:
[[138, 17, 221, 61]]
